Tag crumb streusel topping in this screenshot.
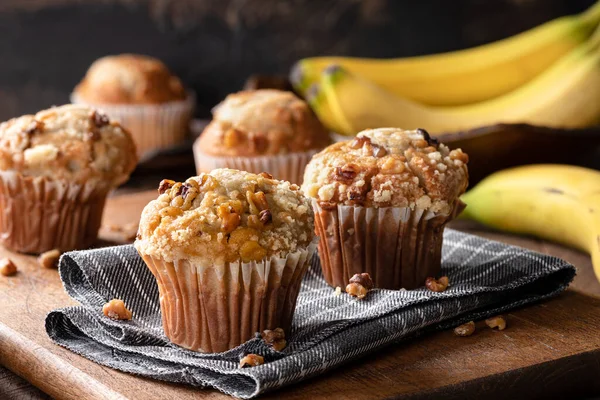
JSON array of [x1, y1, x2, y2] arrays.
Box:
[[0, 104, 137, 187], [195, 89, 330, 157], [302, 128, 469, 213], [135, 168, 315, 264]]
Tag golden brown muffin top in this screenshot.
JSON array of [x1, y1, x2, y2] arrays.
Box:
[[135, 168, 315, 264], [302, 128, 469, 213], [74, 54, 186, 104], [0, 104, 137, 188], [195, 89, 330, 156]]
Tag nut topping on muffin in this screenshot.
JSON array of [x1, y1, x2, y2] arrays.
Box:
[[0, 104, 137, 188], [136, 169, 315, 265], [302, 128, 469, 214]]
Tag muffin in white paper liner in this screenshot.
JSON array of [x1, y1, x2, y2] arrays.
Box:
[[313, 200, 465, 290], [0, 171, 109, 254], [137, 239, 318, 353], [71, 92, 195, 159], [193, 144, 318, 184]]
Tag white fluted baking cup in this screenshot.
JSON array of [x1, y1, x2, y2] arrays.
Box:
[[71, 91, 195, 159], [137, 239, 318, 353]]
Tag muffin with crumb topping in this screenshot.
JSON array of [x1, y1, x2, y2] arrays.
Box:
[[135, 168, 317, 352], [0, 104, 137, 253], [72, 54, 194, 158], [193, 89, 330, 184], [302, 127, 468, 290]]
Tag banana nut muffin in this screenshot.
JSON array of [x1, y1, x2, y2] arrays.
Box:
[[302, 127, 469, 213], [193, 90, 330, 184], [135, 168, 318, 352], [72, 54, 194, 158], [0, 104, 137, 188], [136, 168, 315, 264], [302, 127, 469, 290], [74, 54, 186, 104], [196, 89, 330, 157], [0, 104, 137, 253]]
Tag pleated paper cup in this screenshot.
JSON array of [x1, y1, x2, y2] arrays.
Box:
[[0, 171, 109, 254], [193, 145, 318, 184], [313, 200, 466, 290], [70, 92, 195, 160], [137, 239, 318, 353]]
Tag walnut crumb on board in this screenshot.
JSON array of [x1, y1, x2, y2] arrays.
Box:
[[38, 249, 61, 269], [0, 258, 17, 276], [102, 299, 133, 320]]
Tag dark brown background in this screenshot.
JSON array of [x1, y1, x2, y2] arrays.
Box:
[[0, 0, 595, 121]]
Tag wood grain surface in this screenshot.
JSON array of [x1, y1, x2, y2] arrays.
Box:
[[1, 190, 600, 399]]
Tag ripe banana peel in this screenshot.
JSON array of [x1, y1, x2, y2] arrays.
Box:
[[314, 27, 600, 135], [460, 165, 600, 282], [292, 1, 600, 106]]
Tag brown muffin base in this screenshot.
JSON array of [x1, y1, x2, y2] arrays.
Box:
[[313, 200, 465, 290], [193, 144, 318, 185], [137, 240, 317, 353], [0, 171, 109, 254]]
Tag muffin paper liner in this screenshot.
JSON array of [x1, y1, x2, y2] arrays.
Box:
[[193, 146, 318, 184], [71, 92, 195, 159], [137, 239, 318, 353], [0, 171, 109, 254], [313, 200, 466, 290]]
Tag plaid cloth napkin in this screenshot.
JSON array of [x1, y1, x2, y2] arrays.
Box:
[[45, 229, 575, 398]]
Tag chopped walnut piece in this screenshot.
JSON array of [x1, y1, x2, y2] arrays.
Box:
[[223, 128, 241, 148], [417, 128, 439, 147], [259, 172, 273, 179], [0, 258, 17, 277], [345, 272, 374, 299], [485, 316, 507, 331], [261, 328, 286, 351], [158, 179, 175, 194], [454, 321, 475, 337], [38, 249, 61, 269], [102, 299, 132, 320], [348, 136, 371, 149], [218, 205, 241, 233], [259, 209, 272, 225], [334, 164, 359, 183], [425, 276, 449, 292], [371, 144, 387, 157], [91, 110, 109, 127], [239, 354, 264, 368]]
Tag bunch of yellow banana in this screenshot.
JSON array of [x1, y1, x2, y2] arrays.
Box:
[[296, 2, 600, 136], [460, 165, 600, 281], [294, 2, 600, 105]]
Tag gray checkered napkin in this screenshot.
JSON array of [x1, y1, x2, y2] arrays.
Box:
[[45, 229, 575, 398]]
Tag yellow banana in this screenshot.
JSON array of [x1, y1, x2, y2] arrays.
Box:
[[316, 29, 600, 135], [292, 1, 600, 106], [460, 165, 600, 282], [305, 84, 347, 135]]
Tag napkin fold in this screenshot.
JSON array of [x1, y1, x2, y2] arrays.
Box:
[[46, 229, 575, 398]]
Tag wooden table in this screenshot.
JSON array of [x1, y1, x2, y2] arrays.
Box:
[[2, 191, 600, 400]]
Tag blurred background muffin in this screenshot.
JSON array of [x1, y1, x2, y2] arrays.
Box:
[[302, 127, 468, 290], [135, 168, 317, 352], [0, 104, 137, 253], [194, 89, 330, 184], [72, 54, 195, 159]]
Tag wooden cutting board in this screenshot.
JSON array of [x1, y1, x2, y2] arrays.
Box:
[[2, 190, 600, 400]]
